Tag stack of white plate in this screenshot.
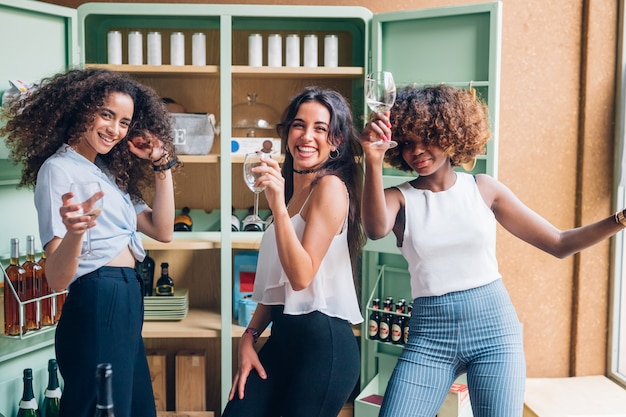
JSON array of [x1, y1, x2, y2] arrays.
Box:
[[144, 288, 189, 321]]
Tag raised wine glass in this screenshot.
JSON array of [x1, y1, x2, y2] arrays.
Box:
[[365, 71, 397, 148], [243, 152, 271, 229], [70, 181, 103, 260]]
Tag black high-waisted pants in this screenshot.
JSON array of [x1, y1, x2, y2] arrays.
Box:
[[222, 305, 360, 417], [55, 266, 155, 417]]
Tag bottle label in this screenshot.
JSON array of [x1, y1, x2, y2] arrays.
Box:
[[391, 324, 402, 342], [44, 387, 62, 399], [156, 285, 174, 296], [403, 326, 410, 344], [379, 322, 390, 341], [18, 398, 38, 410], [368, 319, 379, 338]]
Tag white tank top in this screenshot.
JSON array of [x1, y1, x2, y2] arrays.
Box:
[[397, 172, 501, 298], [252, 193, 363, 324]]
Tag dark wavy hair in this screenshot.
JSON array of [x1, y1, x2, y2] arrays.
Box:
[[0, 67, 178, 202], [385, 84, 491, 172], [276, 86, 366, 278]]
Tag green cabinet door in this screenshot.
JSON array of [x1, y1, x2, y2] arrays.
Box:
[[0, 0, 79, 183]]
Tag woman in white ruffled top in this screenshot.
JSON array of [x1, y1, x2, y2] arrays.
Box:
[[223, 87, 366, 417]]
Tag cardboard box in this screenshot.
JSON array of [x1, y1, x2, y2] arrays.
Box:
[[438, 383, 472, 417], [233, 251, 258, 320], [237, 298, 257, 327], [146, 350, 167, 411], [157, 413, 214, 417], [175, 351, 206, 411]]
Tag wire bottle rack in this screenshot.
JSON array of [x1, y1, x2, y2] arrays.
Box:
[[1, 262, 67, 340]]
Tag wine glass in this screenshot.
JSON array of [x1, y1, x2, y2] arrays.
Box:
[[365, 71, 397, 148], [70, 181, 103, 260], [243, 152, 271, 229]]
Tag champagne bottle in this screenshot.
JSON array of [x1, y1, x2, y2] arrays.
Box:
[[173, 206, 193, 231], [94, 363, 115, 417], [41, 359, 61, 417], [155, 262, 174, 296], [17, 368, 39, 417], [135, 252, 155, 296], [5, 238, 26, 336], [38, 251, 55, 326], [22, 235, 42, 331]]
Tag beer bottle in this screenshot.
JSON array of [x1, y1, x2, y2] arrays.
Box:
[[368, 298, 381, 340], [391, 301, 405, 344]]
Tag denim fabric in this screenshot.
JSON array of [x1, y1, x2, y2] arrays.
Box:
[[379, 279, 526, 417], [55, 266, 155, 417]]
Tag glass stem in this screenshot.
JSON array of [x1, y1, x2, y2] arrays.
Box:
[[86, 229, 92, 254], [253, 191, 260, 219]]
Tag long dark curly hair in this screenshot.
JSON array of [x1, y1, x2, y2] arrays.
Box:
[[276, 87, 366, 277], [385, 84, 491, 172], [0, 67, 177, 203]]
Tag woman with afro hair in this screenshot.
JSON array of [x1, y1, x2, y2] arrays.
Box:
[[359, 84, 626, 417], [1, 67, 180, 417]]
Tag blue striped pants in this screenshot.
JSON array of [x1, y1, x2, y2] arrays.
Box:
[[378, 279, 526, 417]]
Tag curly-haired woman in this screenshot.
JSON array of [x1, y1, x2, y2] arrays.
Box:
[[1, 67, 180, 417], [359, 84, 626, 417]]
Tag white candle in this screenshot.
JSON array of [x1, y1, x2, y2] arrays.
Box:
[[107, 31, 122, 65], [192, 32, 206, 66], [324, 34, 338, 68], [303, 34, 318, 67], [248, 34, 263, 67], [267, 34, 282, 67], [170, 32, 185, 66], [147, 32, 162, 66], [285, 34, 300, 67], [128, 31, 143, 65]]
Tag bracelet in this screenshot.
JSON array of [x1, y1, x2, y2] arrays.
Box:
[[243, 327, 260, 343], [152, 152, 168, 164], [615, 209, 626, 227], [153, 156, 178, 172]]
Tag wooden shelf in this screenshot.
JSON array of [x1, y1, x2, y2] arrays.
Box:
[[231, 65, 363, 78], [142, 308, 268, 339], [86, 63, 220, 75], [85, 63, 363, 79], [141, 231, 263, 250], [142, 308, 361, 339]]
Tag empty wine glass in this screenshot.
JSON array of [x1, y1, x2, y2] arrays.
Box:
[[365, 71, 397, 148], [70, 181, 103, 260], [243, 152, 271, 229]]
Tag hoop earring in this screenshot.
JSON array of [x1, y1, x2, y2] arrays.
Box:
[[285, 145, 291, 154], [329, 149, 339, 160]]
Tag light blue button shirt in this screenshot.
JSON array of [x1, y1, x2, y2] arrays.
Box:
[[35, 144, 148, 284]]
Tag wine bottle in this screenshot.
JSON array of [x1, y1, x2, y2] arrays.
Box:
[[22, 235, 42, 331], [135, 252, 156, 296], [5, 238, 26, 336], [54, 289, 67, 323], [173, 206, 193, 231], [16, 368, 39, 417], [231, 206, 241, 231], [242, 206, 263, 231], [41, 359, 61, 417], [94, 363, 115, 417], [37, 251, 55, 326], [155, 262, 174, 296]]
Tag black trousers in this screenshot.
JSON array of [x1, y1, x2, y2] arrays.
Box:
[[223, 306, 360, 417], [55, 266, 156, 417]]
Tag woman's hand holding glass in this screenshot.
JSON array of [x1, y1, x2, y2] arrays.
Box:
[[66, 182, 104, 260], [360, 110, 393, 155], [365, 71, 397, 149]]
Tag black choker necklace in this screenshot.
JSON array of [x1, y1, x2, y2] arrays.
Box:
[[293, 167, 322, 175]]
